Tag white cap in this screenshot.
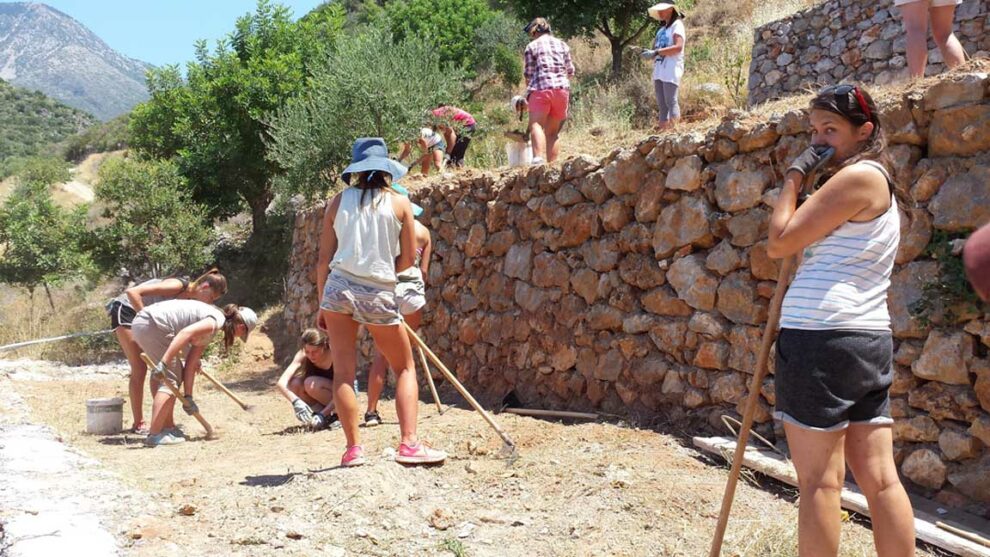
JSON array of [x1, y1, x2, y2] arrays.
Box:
[[420, 127, 434, 140], [238, 307, 257, 341], [510, 95, 527, 110]]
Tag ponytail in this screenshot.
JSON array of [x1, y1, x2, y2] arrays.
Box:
[[188, 268, 228, 296], [221, 303, 244, 354]]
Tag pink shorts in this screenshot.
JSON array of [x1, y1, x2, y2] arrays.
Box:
[[894, 0, 961, 6], [528, 88, 570, 120]]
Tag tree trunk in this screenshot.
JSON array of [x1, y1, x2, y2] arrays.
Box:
[[609, 37, 624, 79], [43, 282, 55, 311], [249, 194, 271, 234]]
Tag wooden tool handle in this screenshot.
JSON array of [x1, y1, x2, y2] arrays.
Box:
[[709, 255, 797, 556], [140, 353, 216, 439], [198, 368, 249, 411], [416, 344, 444, 414], [403, 322, 515, 449]]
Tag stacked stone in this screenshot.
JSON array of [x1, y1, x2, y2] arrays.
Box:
[[748, 0, 988, 106], [283, 73, 990, 512]]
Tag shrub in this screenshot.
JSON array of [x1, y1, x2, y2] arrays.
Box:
[[89, 157, 215, 278]]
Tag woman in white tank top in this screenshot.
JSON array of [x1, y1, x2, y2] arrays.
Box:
[[316, 138, 446, 467], [767, 85, 915, 556]]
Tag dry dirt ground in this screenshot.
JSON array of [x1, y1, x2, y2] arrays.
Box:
[[0, 332, 946, 557]]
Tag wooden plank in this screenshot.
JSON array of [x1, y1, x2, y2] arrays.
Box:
[[694, 436, 990, 557], [502, 408, 599, 420]]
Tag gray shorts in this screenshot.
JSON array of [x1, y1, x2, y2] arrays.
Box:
[[395, 267, 426, 315], [320, 271, 401, 326], [773, 328, 894, 431], [130, 315, 189, 395]]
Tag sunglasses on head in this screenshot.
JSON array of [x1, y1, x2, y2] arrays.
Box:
[[818, 84, 872, 121]]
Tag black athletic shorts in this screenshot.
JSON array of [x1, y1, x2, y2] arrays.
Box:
[[107, 300, 137, 331], [773, 328, 894, 431]]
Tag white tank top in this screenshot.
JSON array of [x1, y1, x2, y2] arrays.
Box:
[[331, 187, 402, 286], [779, 161, 900, 331]]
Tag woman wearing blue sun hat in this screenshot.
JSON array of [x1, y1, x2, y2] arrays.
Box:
[[316, 137, 446, 467]]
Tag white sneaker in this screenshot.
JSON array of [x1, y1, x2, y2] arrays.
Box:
[[530, 157, 545, 166]]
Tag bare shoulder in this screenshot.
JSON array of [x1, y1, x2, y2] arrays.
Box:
[[823, 162, 888, 196]]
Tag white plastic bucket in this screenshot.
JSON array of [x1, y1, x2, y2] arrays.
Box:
[[86, 397, 124, 434], [505, 141, 533, 167]]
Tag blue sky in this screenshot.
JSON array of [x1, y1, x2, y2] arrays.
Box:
[[30, 1, 327, 66]]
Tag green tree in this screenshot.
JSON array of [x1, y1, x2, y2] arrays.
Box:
[[128, 0, 346, 232], [268, 25, 465, 200], [472, 11, 528, 89], [387, 0, 498, 72], [89, 157, 215, 278], [505, 0, 655, 77], [0, 173, 92, 310]]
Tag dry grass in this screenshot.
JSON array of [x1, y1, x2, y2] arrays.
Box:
[[0, 280, 121, 363]]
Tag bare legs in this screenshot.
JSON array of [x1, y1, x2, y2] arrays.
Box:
[[900, 2, 966, 78], [529, 114, 565, 163], [784, 422, 914, 557], [322, 310, 362, 448], [116, 327, 150, 429], [366, 310, 422, 414]]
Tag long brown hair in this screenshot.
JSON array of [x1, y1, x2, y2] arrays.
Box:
[[354, 171, 392, 207], [188, 268, 228, 296], [299, 328, 329, 350], [220, 303, 246, 353]]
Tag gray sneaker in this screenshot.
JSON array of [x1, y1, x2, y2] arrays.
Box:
[[144, 432, 186, 447]]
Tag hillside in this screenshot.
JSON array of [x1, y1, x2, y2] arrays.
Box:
[[0, 77, 95, 162], [0, 2, 151, 120]]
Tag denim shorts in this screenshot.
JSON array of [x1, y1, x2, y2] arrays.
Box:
[[773, 328, 894, 431], [320, 272, 401, 326]]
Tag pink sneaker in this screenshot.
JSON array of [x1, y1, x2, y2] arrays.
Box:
[[396, 441, 447, 465], [341, 445, 366, 467]]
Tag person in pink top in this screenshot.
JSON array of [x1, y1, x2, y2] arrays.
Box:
[[432, 105, 476, 167], [522, 17, 574, 165]]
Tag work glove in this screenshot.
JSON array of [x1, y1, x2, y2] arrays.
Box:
[[181, 395, 199, 416], [640, 49, 656, 60], [310, 412, 328, 431], [292, 398, 314, 424], [787, 144, 836, 178], [150, 360, 167, 380]]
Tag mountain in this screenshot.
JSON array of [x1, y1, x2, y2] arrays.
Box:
[[0, 77, 95, 163], [0, 2, 152, 120]]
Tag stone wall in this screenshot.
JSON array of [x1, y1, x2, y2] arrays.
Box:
[[285, 73, 990, 512], [748, 0, 988, 106]]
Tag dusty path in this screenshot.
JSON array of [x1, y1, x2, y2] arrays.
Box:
[[0, 352, 944, 557]]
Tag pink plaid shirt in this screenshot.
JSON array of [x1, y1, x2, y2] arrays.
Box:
[[524, 34, 574, 92]]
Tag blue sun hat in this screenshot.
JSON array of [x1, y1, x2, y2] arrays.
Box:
[[341, 137, 408, 185], [391, 183, 424, 217]]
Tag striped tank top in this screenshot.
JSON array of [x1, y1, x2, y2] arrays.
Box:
[[331, 187, 402, 286], [779, 161, 900, 331]]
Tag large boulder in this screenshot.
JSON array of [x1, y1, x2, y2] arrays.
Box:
[[947, 456, 990, 503], [893, 415, 940, 442], [580, 237, 621, 272], [888, 261, 938, 338], [531, 252, 570, 289], [726, 207, 769, 247], [641, 286, 693, 316], [714, 166, 772, 212], [652, 196, 715, 258], [716, 271, 769, 325], [938, 429, 982, 461], [618, 253, 667, 290], [710, 372, 746, 403], [694, 342, 730, 370], [912, 330, 973, 385], [706, 240, 743, 276], [901, 449, 946, 490], [635, 171, 666, 223], [922, 73, 988, 110], [603, 149, 649, 195], [666, 155, 704, 191], [503, 242, 533, 280], [928, 167, 990, 231], [928, 104, 990, 157], [667, 254, 718, 311], [895, 207, 932, 264], [749, 241, 780, 281]]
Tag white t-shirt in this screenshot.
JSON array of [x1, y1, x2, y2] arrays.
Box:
[[652, 20, 686, 85]]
